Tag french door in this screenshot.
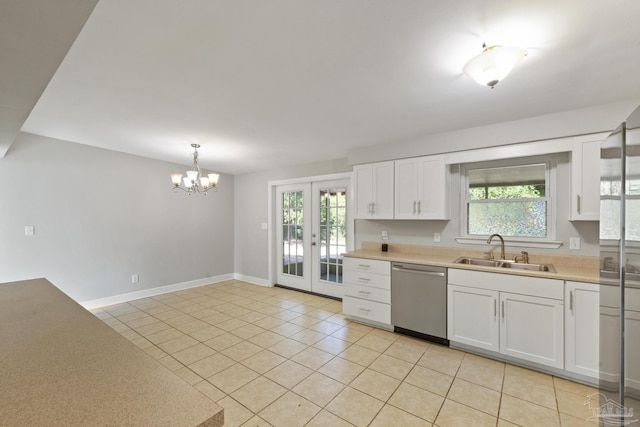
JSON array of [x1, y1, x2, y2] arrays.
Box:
[[276, 178, 350, 298]]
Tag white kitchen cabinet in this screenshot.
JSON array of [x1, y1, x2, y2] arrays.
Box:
[[600, 287, 640, 392], [448, 284, 499, 352], [565, 281, 599, 378], [570, 139, 601, 220], [343, 258, 392, 328], [625, 288, 640, 394], [353, 162, 394, 219], [447, 269, 564, 369], [394, 155, 449, 219], [500, 292, 564, 368]]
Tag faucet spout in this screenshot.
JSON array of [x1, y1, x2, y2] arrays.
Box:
[[487, 233, 506, 260]]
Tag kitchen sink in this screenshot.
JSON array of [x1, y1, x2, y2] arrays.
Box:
[[453, 257, 556, 273], [499, 261, 556, 272], [454, 258, 502, 267]]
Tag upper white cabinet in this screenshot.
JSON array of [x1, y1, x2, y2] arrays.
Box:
[[570, 139, 601, 220], [394, 155, 450, 220], [353, 162, 394, 219]]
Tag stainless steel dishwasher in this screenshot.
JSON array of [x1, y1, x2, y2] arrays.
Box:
[[391, 262, 448, 345]]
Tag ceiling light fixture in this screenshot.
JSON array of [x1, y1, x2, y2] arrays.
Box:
[[170, 144, 219, 195], [463, 44, 527, 88]]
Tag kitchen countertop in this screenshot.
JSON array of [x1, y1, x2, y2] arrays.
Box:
[[0, 278, 223, 427], [346, 242, 600, 284]]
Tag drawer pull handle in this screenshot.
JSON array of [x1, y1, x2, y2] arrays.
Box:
[[358, 264, 371, 268], [358, 277, 371, 282], [358, 307, 372, 313], [358, 290, 371, 295]]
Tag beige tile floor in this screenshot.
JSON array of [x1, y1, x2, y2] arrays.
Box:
[[92, 280, 599, 427]]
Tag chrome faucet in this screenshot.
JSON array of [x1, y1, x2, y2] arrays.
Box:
[[487, 233, 506, 260]]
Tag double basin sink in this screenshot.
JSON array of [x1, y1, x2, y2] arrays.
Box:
[[454, 257, 556, 273]]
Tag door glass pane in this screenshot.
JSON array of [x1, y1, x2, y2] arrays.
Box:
[[282, 190, 304, 277], [319, 188, 346, 284]]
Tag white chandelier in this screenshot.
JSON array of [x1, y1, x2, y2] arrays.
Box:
[[170, 144, 219, 195]]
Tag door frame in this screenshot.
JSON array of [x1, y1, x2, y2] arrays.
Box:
[[268, 172, 354, 290]]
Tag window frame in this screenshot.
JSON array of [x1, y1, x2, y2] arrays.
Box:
[[460, 155, 557, 244]]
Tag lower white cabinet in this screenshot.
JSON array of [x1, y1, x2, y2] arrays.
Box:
[[343, 258, 391, 327], [599, 287, 640, 390], [565, 281, 599, 378], [448, 269, 564, 369], [500, 292, 564, 368], [448, 285, 499, 352]]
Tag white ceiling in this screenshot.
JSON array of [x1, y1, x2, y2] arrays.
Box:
[[10, 0, 640, 175]]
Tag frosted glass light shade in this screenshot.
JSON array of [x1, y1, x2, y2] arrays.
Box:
[[200, 177, 210, 189], [186, 170, 198, 181], [170, 173, 182, 186], [463, 45, 526, 88], [183, 177, 192, 187], [208, 173, 219, 186]]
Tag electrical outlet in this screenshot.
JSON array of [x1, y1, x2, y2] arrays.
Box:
[[381, 230, 388, 240], [569, 237, 581, 250], [261, 222, 267, 230], [24, 225, 35, 236], [131, 274, 139, 284], [434, 233, 441, 243]]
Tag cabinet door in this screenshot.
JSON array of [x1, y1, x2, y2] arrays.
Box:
[[371, 162, 394, 219], [500, 292, 564, 368], [625, 309, 640, 394], [394, 159, 419, 219], [448, 285, 499, 352], [354, 162, 394, 219], [571, 139, 601, 220], [417, 155, 449, 219], [354, 164, 374, 219], [565, 281, 599, 378]]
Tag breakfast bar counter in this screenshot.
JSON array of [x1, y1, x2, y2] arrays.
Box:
[[0, 278, 223, 427]]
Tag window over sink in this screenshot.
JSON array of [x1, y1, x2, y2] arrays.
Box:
[[461, 155, 556, 242]]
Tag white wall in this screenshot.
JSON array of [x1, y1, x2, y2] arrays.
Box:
[[348, 100, 640, 165], [0, 133, 234, 302], [234, 158, 352, 283]]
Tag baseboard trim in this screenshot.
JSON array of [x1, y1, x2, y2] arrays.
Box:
[[80, 274, 235, 310], [233, 273, 272, 287]]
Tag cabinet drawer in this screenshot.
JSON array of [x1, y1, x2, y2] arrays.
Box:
[[344, 283, 391, 303], [344, 257, 390, 276], [344, 271, 391, 290], [343, 296, 391, 324]]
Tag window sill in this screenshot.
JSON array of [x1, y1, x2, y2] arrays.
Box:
[[455, 237, 563, 250]]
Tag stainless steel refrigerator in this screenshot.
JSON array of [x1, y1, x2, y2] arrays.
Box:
[[599, 105, 640, 425]]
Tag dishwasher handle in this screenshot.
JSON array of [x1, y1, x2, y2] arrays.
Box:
[[392, 265, 445, 277]]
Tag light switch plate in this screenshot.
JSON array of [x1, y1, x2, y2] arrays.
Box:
[[569, 237, 581, 250], [381, 230, 388, 240], [261, 222, 268, 230], [25, 225, 35, 236]]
